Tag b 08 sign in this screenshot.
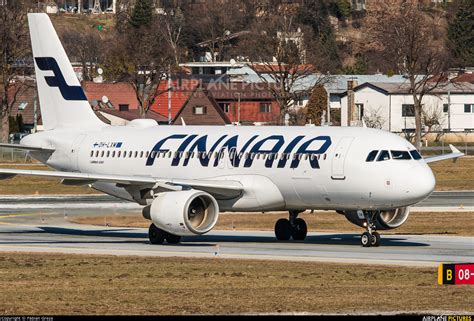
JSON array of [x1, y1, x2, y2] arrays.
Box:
[[439, 263, 474, 285]]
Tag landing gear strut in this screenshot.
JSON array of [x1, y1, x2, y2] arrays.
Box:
[[148, 224, 182, 245], [274, 210, 308, 241], [359, 210, 381, 247]]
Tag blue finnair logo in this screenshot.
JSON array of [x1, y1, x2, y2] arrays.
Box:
[[35, 57, 87, 101], [145, 134, 332, 169]]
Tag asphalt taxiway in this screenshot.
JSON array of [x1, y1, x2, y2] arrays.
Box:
[[0, 209, 472, 267]]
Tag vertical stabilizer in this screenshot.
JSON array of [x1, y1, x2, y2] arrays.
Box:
[[28, 13, 105, 130]]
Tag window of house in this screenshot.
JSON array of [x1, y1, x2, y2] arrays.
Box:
[[443, 104, 449, 113], [219, 102, 231, 113], [402, 104, 415, 117], [260, 103, 272, 113], [119, 104, 129, 112], [356, 103, 364, 120], [193, 106, 207, 115], [464, 104, 474, 113]]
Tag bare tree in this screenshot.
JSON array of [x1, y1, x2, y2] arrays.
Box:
[[240, 7, 330, 124], [60, 28, 103, 82], [104, 5, 172, 118], [159, 5, 185, 68], [363, 107, 386, 130], [0, 1, 29, 142], [367, 0, 448, 148], [184, 0, 245, 62]]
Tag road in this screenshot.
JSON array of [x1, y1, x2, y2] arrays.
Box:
[[0, 210, 472, 267]]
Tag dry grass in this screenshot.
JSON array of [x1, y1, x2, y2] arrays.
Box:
[[70, 211, 474, 236], [430, 157, 474, 191], [0, 252, 471, 315], [0, 164, 98, 195]]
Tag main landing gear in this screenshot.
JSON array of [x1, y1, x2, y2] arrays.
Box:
[[149, 223, 182, 245], [274, 210, 308, 241], [359, 210, 381, 247]]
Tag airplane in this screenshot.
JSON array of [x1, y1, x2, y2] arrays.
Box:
[[0, 13, 464, 247]]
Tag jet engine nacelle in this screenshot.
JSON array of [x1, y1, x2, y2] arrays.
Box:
[[142, 190, 219, 236], [342, 207, 410, 230]]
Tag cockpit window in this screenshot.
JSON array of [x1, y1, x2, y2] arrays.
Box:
[[366, 150, 379, 162], [410, 150, 422, 160], [377, 150, 390, 162], [391, 150, 412, 160]]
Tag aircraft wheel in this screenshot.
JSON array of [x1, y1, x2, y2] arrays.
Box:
[[291, 218, 308, 241], [149, 224, 165, 245], [275, 218, 292, 241], [165, 233, 182, 245], [361, 232, 372, 247], [371, 232, 381, 247]]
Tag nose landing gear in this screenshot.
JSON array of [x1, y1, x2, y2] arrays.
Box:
[[274, 210, 308, 241], [359, 210, 381, 247]]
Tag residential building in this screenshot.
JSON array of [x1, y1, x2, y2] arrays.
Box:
[[340, 82, 474, 133]]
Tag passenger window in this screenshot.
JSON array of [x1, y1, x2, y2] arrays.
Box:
[[391, 150, 411, 160], [377, 150, 390, 162], [117, 151, 121, 158], [366, 150, 378, 162], [410, 150, 422, 160], [90, 151, 93, 157], [134, 151, 138, 158], [95, 151, 99, 157], [101, 151, 104, 158], [146, 151, 150, 158]]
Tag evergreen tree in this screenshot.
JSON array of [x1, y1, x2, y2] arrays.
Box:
[[129, 0, 154, 28], [296, 0, 341, 72], [448, 0, 474, 67], [305, 85, 328, 126]]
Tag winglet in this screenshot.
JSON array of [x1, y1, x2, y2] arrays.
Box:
[[449, 144, 461, 154]]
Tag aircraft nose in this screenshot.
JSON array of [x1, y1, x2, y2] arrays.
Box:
[[406, 166, 436, 203]]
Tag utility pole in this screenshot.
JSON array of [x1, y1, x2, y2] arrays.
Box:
[[33, 79, 37, 133], [168, 65, 172, 125], [237, 93, 241, 125], [447, 90, 451, 132]]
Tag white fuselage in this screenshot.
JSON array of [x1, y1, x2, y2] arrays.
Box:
[[22, 124, 436, 212]]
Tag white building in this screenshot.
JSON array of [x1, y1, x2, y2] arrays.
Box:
[[340, 82, 474, 132]]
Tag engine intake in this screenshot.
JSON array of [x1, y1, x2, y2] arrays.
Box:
[[142, 190, 219, 236], [342, 207, 410, 230]]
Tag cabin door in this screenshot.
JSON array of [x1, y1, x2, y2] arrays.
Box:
[[331, 137, 354, 180]]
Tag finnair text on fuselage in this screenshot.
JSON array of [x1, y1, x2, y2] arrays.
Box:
[[91, 134, 332, 169]]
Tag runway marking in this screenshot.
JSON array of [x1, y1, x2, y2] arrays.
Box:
[[0, 213, 56, 219]]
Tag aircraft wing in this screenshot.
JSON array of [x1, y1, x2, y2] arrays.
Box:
[[424, 144, 464, 164], [0, 168, 243, 198], [0, 143, 55, 153]]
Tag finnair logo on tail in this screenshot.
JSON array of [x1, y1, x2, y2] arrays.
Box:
[[35, 57, 87, 101]]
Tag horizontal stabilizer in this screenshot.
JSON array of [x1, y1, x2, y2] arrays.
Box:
[[0, 143, 55, 153]]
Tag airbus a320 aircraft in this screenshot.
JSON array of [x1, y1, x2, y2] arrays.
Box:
[[0, 14, 463, 247]]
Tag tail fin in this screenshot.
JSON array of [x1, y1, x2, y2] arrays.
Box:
[[28, 13, 104, 130]]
